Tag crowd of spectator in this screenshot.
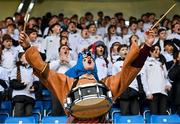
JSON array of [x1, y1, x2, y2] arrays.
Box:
[[0, 11, 180, 118]]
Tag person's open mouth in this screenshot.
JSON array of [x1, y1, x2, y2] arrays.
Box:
[[88, 59, 92, 64]]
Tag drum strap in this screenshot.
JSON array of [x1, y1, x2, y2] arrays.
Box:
[[98, 80, 110, 91], [68, 78, 79, 97]]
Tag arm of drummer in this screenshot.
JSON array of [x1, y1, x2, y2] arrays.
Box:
[[18, 32, 74, 105], [104, 30, 155, 100]]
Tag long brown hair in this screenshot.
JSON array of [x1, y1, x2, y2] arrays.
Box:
[[0, 44, 2, 64]]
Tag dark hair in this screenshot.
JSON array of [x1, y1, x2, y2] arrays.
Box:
[[129, 35, 139, 46], [158, 28, 166, 35], [107, 25, 116, 41], [18, 52, 25, 59], [171, 22, 180, 30], [114, 12, 123, 18], [117, 44, 128, 52], [7, 23, 16, 28], [173, 50, 180, 59], [69, 21, 77, 26], [129, 20, 138, 27], [58, 45, 72, 52], [97, 11, 103, 16], [87, 23, 96, 29], [5, 17, 14, 22], [150, 44, 161, 53], [137, 19, 144, 23], [59, 36, 68, 45], [49, 23, 60, 33], [26, 28, 37, 36], [2, 34, 12, 42]]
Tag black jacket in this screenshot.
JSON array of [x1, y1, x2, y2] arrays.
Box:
[[168, 63, 180, 105]]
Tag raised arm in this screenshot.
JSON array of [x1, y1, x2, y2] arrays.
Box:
[[104, 30, 155, 100], [19, 32, 74, 105]]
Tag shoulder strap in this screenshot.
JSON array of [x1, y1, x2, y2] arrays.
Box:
[[16, 62, 21, 82], [71, 78, 79, 90], [68, 78, 79, 97]]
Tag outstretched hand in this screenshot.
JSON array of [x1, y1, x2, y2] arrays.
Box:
[[145, 29, 156, 47], [19, 31, 31, 49]]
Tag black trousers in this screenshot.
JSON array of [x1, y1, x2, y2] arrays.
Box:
[[119, 96, 140, 115], [148, 93, 168, 115], [13, 95, 35, 117], [51, 94, 65, 116], [176, 105, 180, 115], [0, 92, 3, 106]]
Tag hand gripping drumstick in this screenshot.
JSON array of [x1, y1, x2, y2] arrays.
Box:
[[150, 3, 176, 30]]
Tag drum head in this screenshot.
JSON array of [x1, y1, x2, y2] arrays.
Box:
[[71, 97, 112, 119]]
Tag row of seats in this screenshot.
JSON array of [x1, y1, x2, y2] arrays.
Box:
[[4, 116, 67, 124], [2, 114, 180, 123], [1, 89, 180, 123], [0, 100, 52, 123], [113, 112, 180, 123]]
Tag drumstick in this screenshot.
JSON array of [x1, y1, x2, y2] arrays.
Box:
[[23, 12, 30, 32], [150, 3, 176, 30]]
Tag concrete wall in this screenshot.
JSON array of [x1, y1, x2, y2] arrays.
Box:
[[0, 0, 179, 20], [0, 0, 19, 20]]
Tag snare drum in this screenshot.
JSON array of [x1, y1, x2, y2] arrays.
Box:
[[64, 83, 113, 119]]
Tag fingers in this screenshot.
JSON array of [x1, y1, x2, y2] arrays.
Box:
[[19, 31, 27, 44], [19, 31, 31, 49], [145, 29, 156, 36]]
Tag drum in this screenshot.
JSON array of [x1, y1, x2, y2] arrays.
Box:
[[64, 83, 113, 119]]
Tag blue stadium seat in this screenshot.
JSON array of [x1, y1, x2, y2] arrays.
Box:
[[41, 116, 67, 124], [112, 109, 121, 123], [143, 109, 151, 123], [4, 116, 36, 124], [33, 100, 44, 122], [42, 89, 51, 101], [113, 114, 144, 123], [0, 114, 8, 123], [43, 100, 52, 116], [0, 101, 12, 116], [41, 89, 52, 116], [109, 105, 120, 119], [150, 114, 180, 123]]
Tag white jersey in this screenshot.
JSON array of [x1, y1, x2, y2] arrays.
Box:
[[112, 60, 139, 91], [95, 57, 112, 80], [49, 59, 76, 73], [43, 34, 60, 62], [104, 35, 123, 53], [141, 57, 171, 96], [10, 66, 38, 99], [1, 47, 18, 77], [0, 66, 9, 92]]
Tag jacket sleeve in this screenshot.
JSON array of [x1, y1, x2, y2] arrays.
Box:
[[10, 79, 27, 90], [104, 42, 151, 100], [140, 63, 151, 96], [168, 64, 180, 81], [0, 79, 8, 89], [25, 46, 74, 105]]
